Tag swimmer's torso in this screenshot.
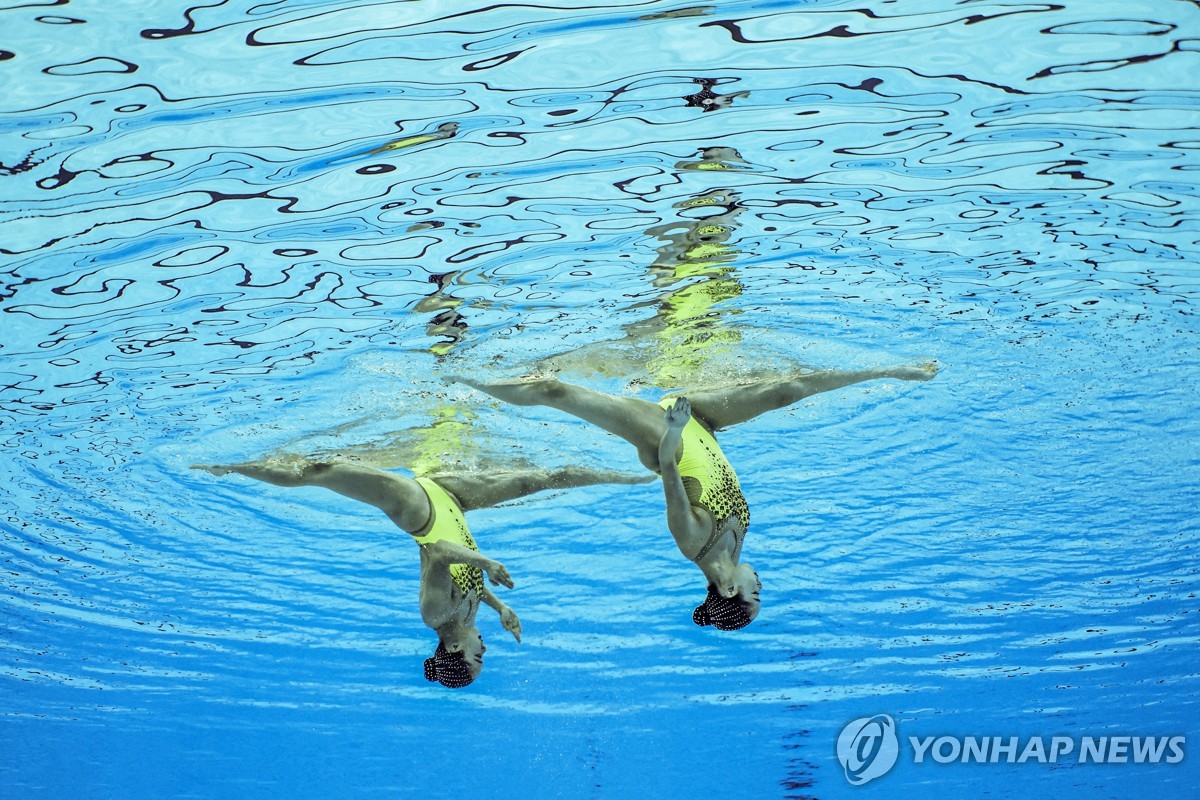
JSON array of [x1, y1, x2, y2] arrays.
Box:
[[413, 478, 486, 600], [658, 399, 751, 549]]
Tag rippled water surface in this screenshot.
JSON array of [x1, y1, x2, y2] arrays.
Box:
[[3, 1, 1198, 798]]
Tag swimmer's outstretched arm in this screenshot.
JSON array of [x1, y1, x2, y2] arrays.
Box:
[[419, 539, 515, 630], [657, 398, 712, 557], [191, 461, 431, 533], [436, 467, 653, 512], [420, 538, 521, 634], [423, 539, 514, 588], [480, 584, 522, 642], [685, 362, 939, 430]]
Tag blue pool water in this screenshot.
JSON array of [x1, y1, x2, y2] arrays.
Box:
[[2, 1, 1198, 798]]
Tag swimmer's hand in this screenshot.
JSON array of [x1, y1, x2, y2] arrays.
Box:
[[191, 464, 231, 476], [659, 397, 690, 465], [500, 606, 522, 643], [664, 396, 691, 431], [483, 559, 514, 590]]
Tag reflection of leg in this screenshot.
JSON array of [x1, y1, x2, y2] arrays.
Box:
[[685, 364, 938, 430], [455, 377, 668, 469], [194, 460, 430, 533], [437, 466, 653, 512]]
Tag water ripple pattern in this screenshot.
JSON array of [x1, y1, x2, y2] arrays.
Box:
[[2, 1, 1198, 798]]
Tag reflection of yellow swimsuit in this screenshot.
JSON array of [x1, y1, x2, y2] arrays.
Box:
[[658, 399, 750, 556], [413, 478, 485, 599]]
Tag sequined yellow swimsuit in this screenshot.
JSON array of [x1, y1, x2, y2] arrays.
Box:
[[412, 478, 486, 600], [658, 399, 750, 560]]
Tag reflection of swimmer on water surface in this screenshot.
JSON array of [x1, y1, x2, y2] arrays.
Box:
[[191, 459, 651, 687], [414, 271, 471, 359], [644, 189, 744, 284], [637, 5, 714, 21], [452, 363, 937, 631], [675, 147, 751, 172], [371, 121, 459, 154], [683, 78, 749, 113], [304, 121, 460, 174], [535, 185, 750, 386], [629, 188, 747, 384]]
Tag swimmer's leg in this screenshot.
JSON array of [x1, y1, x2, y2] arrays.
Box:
[[450, 377, 668, 470], [192, 461, 431, 533], [436, 467, 654, 512], [684, 363, 938, 430]]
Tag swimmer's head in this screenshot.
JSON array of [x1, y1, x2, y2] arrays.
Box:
[[424, 635, 483, 688], [693, 565, 761, 631]]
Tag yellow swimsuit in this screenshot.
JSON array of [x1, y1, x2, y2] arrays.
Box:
[[658, 399, 750, 560], [412, 478, 485, 600]]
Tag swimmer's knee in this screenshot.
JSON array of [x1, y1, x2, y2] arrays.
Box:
[[768, 385, 797, 406], [637, 449, 662, 473], [299, 461, 333, 479], [539, 379, 569, 400]]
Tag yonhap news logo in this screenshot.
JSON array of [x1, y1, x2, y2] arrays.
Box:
[[836, 715, 900, 785], [836, 715, 1186, 786]]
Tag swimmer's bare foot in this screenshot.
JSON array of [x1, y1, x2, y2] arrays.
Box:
[[191, 464, 231, 476], [885, 361, 939, 382]]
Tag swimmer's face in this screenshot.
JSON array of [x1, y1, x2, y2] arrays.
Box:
[[448, 628, 486, 677], [733, 563, 762, 621]]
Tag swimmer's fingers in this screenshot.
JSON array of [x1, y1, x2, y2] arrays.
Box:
[[500, 607, 522, 643], [485, 560, 514, 589], [190, 464, 230, 476], [665, 396, 691, 427]]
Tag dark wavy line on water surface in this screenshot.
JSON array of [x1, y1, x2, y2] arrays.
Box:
[[1044, 18, 1176, 37], [43, 57, 138, 76], [1029, 37, 1199, 81], [700, 2, 1066, 44], [243, 0, 704, 48], [0, 0, 69, 13]]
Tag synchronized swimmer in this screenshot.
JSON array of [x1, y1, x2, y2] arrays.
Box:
[[452, 364, 937, 631], [192, 461, 650, 688]]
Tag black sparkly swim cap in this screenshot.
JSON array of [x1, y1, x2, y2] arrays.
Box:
[[693, 586, 753, 631], [423, 641, 476, 688]]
